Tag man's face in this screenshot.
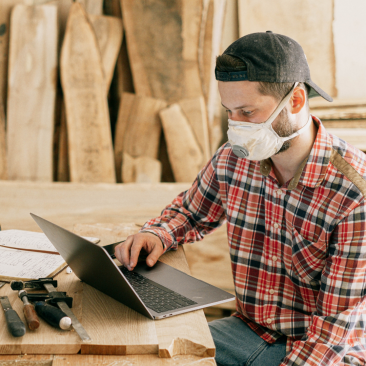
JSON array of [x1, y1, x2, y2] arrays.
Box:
[[218, 80, 295, 154]]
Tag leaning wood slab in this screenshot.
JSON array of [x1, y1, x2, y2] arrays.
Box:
[[120, 0, 203, 103], [122, 153, 162, 183], [160, 104, 204, 183], [114, 92, 167, 182], [60, 3, 116, 183], [7, 4, 57, 181], [89, 14, 123, 93]]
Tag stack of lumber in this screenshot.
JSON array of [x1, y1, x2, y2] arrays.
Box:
[[310, 99, 366, 152], [0, 0, 227, 184]]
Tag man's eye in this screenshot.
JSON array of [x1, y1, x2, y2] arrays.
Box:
[[241, 110, 253, 115]]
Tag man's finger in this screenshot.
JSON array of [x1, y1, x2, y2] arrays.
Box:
[[129, 238, 146, 270], [114, 236, 134, 266], [146, 242, 164, 267]]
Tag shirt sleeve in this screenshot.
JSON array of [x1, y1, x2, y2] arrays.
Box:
[[139, 149, 226, 252], [280, 202, 366, 366]]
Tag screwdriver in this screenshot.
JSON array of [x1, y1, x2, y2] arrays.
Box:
[[0, 296, 26, 337], [34, 301, 72, 330], [18, 290, 40, 330]]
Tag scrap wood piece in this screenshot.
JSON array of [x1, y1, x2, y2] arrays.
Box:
[[159, 104, 203, 183], [178, 97, 211, 162], [310, 105, 366, 120], [0, 0, 24, 114], [114, 92, 167, 182], [60, 2, 116, 183], [89, 14, 123, 93], [0, 101, 7, 180], [7, 4, 57, 181], [76, 0, 103, 15], [120, 0, 203, 103], [122, 153, 162, 183]]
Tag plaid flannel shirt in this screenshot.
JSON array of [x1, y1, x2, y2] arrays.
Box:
[[141, 117, 366, 366]]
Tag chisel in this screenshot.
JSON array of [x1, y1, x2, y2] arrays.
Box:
[[0, 296, 26, 337], [34, 301, 72, 330], [18, 290, 40, 330]]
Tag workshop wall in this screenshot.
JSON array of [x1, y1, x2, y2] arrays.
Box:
[[0, 0, 364, 186]]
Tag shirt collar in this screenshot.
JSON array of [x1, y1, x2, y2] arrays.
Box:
[[260, 116, 332, 190]]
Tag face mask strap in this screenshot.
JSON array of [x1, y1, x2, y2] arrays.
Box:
[[263, 82, 299, 127], [280, 115, 313, 142]]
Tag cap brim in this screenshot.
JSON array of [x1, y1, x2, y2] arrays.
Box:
[[305, 80, 333, 102]]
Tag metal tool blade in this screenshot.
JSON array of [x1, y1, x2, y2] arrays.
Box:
[[0, 296, 12, 310], [43, 283, 91, 342]]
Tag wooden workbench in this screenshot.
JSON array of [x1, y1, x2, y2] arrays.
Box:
[[0, 218, 217, 365]]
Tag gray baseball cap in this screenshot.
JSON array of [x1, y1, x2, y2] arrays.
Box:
[[215, 31, 333, 102]]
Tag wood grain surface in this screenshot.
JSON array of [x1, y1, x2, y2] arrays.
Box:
[[60, 3, 115, 183], [120, 0, 203, 103], [7, 4, 57, 181], [160, 104, 203, 182]]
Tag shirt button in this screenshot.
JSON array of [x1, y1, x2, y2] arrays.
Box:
[[267, 318, 273, 324], [277, 189, 283, 195], [273, 223, 279, 228], [269, 289, 275, 294], [272, 256, 278, 261]]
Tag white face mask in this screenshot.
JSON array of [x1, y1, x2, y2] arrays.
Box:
[[227, 82, 311, 160]]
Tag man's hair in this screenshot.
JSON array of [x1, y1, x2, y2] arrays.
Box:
[[216, 54, 310, 110]]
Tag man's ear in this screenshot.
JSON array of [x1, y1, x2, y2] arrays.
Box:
[[290, 87, 306, 114]]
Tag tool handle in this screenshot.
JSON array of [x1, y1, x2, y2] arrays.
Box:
[[35, 302, 71, 330], [23, 304, 40, 330], [4, 309, 26, 337]]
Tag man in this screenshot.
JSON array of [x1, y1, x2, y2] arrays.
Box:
[[115, 32, 366, 366]]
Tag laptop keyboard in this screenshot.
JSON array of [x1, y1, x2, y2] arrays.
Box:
[[120, 266, 197, 313]]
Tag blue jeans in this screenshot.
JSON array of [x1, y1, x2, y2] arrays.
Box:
[[209, 316, 287, 366]]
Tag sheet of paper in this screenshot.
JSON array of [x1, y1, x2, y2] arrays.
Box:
[[0, 230, 99, 253], [0, 247, 66, 279]]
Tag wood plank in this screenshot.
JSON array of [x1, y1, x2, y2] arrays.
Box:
[[0, 355, 54, 365], [206, 0, 226, 153], [7, 4, 57, 181], [89, 14, 123, 93], [60, 3, 116, 183], [52, 354, 216, 366], [0, 101, 7, 180], [238, 0, 336, 98], [310, 98, 366, 109], [120, 0, 203, 103], [179, 97, 211, 162], [160, 104, 204, 183], [0, 0, 23, 114], [122, 153, 162, 183], [77, 0, 103, 15], [114, 93, 167, 182], [310, 106, 366, 120], [322, 120, 366, 129]]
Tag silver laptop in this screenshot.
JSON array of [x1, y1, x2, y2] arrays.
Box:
[[31, 214, 235, 320]]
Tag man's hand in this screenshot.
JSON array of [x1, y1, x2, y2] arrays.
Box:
[[114, 232, 165, 271]]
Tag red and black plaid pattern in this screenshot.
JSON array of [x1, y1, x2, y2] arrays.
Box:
[[141, 117, 366, 366]]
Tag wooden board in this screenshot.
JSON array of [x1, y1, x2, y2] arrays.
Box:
[[0, 0, 23, 114], [89, 14, 123, 93], [122, 153, 162, 183], [0, 101, 7, 180], [60, 3, 116, 183], [114, 92, 167, 182], [310, 106, 366, 120], [7, 4, 57, 181], [179, 97, 211, 162], [52, 355, 216, 366], [120, 0, 204, 103], [238, 0, 336, 98], [160, 104, 204, 183], [77, 0, 103, 15], [310, 98, 366, 109]]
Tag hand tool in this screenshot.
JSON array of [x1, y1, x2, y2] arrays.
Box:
[[11, 278, 91, 341], [18, 290, 40, 330], [34, 301, 71, 330], [0, 296, 26, 337]]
